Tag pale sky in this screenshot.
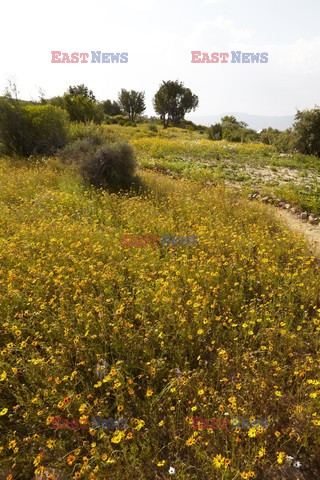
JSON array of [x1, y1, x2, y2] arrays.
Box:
[[1, 0, 320, 117]]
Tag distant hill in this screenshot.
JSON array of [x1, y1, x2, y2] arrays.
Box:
[[187, 112, 295, 131]]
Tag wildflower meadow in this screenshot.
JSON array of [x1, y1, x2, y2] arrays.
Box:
[[0, 152, 320, 479]]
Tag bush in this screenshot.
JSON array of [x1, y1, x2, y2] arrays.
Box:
[[58, 137, 104, 165], [208, 123, 222, 140], [81, 142, 137, 189], [259, 127, 281, 145], [59, 124, 137, 190], [294, 107, 320, 156], [274, 129, 297, 153], [0, 97, 69, 156], [63, 94, 104, 123]]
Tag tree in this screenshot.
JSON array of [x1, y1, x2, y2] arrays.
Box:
[[153, 80, 199, 128], [67, 84, 96, 101], [294, 107, 320, 156], [102, 99, 121, 116], [118, 89, 146, 122], [63, 94, 104, 123], [220, 116, 251, 142]]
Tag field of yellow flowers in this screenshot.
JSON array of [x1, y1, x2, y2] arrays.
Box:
[[0, 155, 320, 480], [105, 124, 320, 215]]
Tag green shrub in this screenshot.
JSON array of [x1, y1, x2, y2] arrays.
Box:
[[63, 94, 104, 123], [294, 107, 320, 156], [274, 129, 297, 153], [58, 137, 103, 165], [0, 98, 69, 156], [81, 142, 137, 189], [59, 124, 137, 190], [208, 123, 222, 140]]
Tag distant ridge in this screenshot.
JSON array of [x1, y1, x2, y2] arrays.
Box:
[[187, 112, 295, 131]]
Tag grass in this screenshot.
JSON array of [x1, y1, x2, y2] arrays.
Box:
[[92, 124, 320, 214], [0, 156, 320, 479]]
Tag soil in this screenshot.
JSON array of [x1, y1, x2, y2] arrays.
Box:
[[274, 208, 320, 256]]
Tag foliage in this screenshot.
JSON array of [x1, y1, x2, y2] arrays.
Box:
[[153, 80, 199, 128], [67, 83, 96, 101], [220, 116, 259, 143], [59, 123, 137, 190], [81, 142, 137, 189], [259, 127, 281, 145], [273, 129, 297, 153], [118, 89, 146, 122], [294, 106, 320, 157], [208, 123, 223, 140], [63, 94, 104, 124], [0, 96, 69, 156], [102, 99, 121, 116]]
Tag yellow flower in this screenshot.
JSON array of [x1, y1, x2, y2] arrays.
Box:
[[46, 416, 54, 426], [146, 388, 153, 397], [111, 431, 125, 443], [158, 420, 164, 426], [248, 428, 256, 438], [277, 451, 286, 464], [258, 447, 266, 457], [157, 460, 166, 467], [46, 439, 55, 449], [33, 453, 43, 466], [8, 439, 16, 449], [67, 454, 76, 465], [198, 389, 204, 396], [213, 454, 225, 468], [0, 371, 7, 381], [0, 408, 8, 416], [185, 437, 195, 446]]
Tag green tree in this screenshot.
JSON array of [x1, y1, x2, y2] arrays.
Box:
[[68, 84, 96, 101], [294, 107, 320, 156], [63, 94, 104, 123], [153, 80, 199, 128], [102, 99, 121, 116], [118, 89, 146, 122]]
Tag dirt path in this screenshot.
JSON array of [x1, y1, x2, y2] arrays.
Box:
[[273, 207, 320, 256]]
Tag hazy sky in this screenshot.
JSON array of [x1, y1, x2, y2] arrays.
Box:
[[1, 0, 320, 117]]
